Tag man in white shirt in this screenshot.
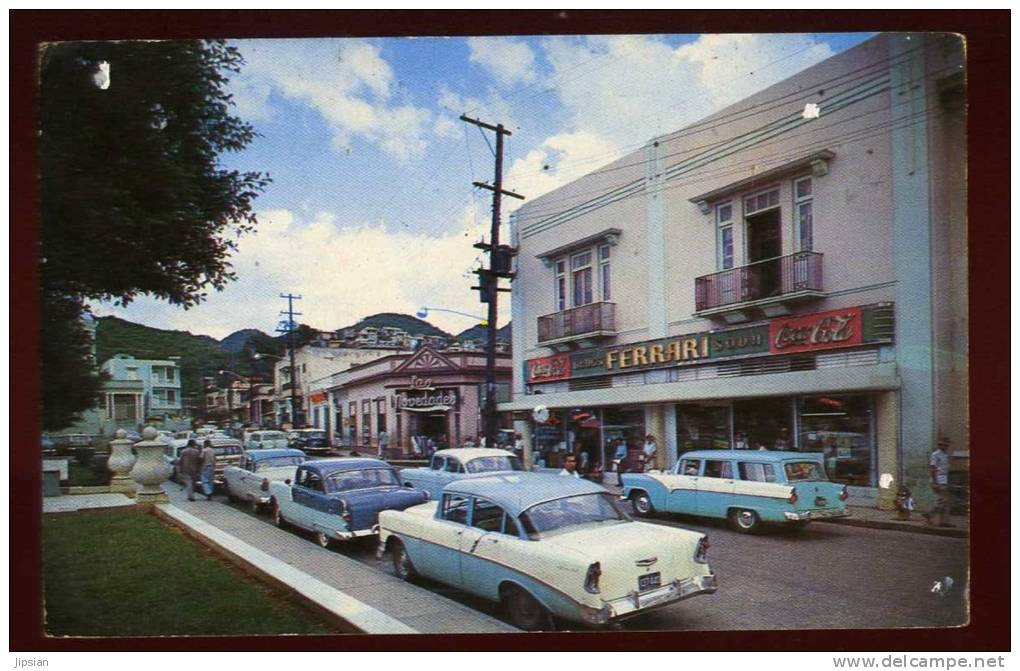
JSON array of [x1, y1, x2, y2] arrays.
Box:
[[924, 437, 953, 527], [642, 434, 658, 470], [559, 454, 580, 478]]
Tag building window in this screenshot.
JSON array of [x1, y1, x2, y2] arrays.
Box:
[[715, 203, 734, 270], [376, 398, 387, 433], [167, 389, 177, 404], [794, 176, 813, 251], [598, 244, 611, 301], [571, 251, 593, 307], [797, 395, 874, 487], [744, 187, 780, 215], [361, 399, 372, 447], [126, 367, 139, 381], [554, 260, 566, 311]]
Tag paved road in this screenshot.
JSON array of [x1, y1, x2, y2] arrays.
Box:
[[216, 490, 967, 632]]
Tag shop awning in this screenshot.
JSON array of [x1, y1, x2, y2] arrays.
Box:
[[402, 405, 452, 413]]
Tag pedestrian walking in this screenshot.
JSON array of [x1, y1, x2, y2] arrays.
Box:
[[923, 437, 953, 527], [643, 434, 658, 470], [178, 439, 202, 502], [200, 439, 216, 500], [378, 430, 388, 458]]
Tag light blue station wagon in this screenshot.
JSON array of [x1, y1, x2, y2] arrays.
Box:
[[621, 450, 849, 533]]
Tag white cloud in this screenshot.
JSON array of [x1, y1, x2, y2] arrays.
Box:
[[94, 207, 507, 339], [505, 131, 621, 205], [231, 39, 433, 160], [467, 37, 539, 87]]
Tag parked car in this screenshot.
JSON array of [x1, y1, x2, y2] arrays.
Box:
[[621, 449, 849, 533], [41, 433, 57, 456], [224, 448, 307, 513], [378, 473, 717, 630], [164, 436, 244, 486], [288, 428, 332, 454], [245, 430, 290, 451], [269, 458, 429, 548], [399, 448, 524, 498]]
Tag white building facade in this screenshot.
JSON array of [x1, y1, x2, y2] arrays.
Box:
[[500, 34, 966, 510]]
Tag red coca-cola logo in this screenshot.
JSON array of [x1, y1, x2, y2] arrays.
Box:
[[769, 308, 863, 354], [528, 354, 571, 383]]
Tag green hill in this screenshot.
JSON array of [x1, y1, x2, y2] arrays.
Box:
[[341, 313, 453, 338]]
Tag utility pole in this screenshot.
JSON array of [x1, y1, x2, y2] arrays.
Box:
[[461, 114, 524, 450], [278, 293, 303, 429]]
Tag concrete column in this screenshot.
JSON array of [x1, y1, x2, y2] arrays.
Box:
[[663, 404, 679, 470], [106, 429, 138, 497], [514, 417, 534, 470], [874, 391, 900, 511], [129, 426, 172, 505]]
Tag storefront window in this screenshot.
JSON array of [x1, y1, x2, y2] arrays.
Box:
[[734, 398, 794, 451], [677, 403, 730, 454], [532, 410, 569, 469], [797, 395, 875, 487], [601, 407, 645, 471]]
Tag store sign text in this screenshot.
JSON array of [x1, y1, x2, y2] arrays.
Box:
[[396, 389, 458, 409], [768, 307, 863, 354], [605, 336, 709, 371]]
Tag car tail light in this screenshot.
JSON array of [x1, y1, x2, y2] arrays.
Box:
[[839, 486, 849, 501], [583, 562, 601, 594], [694, 536, 709, 564], [261, 478, 270, 492], [341, 502, 353, 526], [788, 489, 798, 504]]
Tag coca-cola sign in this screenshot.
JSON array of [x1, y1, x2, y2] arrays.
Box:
[[769, 307, 863, 354], [527, 354, 571, 383]]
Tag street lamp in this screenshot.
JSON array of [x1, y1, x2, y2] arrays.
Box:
[[416, 306, 487, 326]]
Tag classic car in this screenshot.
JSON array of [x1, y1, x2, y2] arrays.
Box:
[[288, 428, 332, 454], [245, 430, 290, 451], [163, 436, 244, 486], [269, 458, 430, 548], [224, 448, 307, 513], [378, 473, 717, 630], [399, 448, 524, 498], [621, 449, 850, 533]]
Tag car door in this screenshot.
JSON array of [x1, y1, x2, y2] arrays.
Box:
[[696, 459, 737, 517], [665, 458, 701, 513], [237, 455, 266, 499], [413, 493, 469, 587], [457, 497, 516, 600]]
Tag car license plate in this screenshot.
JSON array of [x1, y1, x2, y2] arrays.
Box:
[[815, 496, 828, 507], [638, 572, 661, 592]]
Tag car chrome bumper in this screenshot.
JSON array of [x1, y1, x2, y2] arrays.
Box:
[[589, 573, 718, 623], [333, 524, 380, 542], [784, 509, 850, 521]]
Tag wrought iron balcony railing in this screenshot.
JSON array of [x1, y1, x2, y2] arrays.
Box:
[[695, 251, 823, 312], [537, 301, 616, 344]]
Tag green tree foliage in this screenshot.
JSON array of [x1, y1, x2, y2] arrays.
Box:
[[39, 40, 269, 430], [40, 293, 107, 431]]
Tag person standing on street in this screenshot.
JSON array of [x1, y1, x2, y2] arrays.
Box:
[[559, 454, 580, 478], [642, 434, 658, 471], [774, 427, 791, 451], [179, 439, 202, 502], [200, 439, 217, 501], [378, 430, 388, 458], [924, 437, 953, 527]]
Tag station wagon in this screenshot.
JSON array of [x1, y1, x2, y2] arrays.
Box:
[[621, 450, 849, 532]]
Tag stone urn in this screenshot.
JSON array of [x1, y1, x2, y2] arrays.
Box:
[[129, 426, 172, 505], [107, 429, 138, 496]]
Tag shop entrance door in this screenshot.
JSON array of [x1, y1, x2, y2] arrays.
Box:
[[408, 412, 449, 452], [746, 209, 782, 298], [733, 398, 793, 451]]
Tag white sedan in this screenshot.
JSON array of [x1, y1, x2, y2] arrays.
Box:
[[223, 448, 307, 513], [378, 472, 717, 630]]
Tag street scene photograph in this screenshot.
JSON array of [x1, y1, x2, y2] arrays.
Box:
[[20, 13, 993, 652]]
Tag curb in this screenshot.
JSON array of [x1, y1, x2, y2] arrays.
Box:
[[153, 504, 418, 635], [817, 516, 968, 538]]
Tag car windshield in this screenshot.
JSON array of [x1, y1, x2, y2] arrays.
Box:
[[213, 445, 241, 456], [465, 455, 524, 473], [325, 468, 400, 492], [520, 493, 631, 538], [262, 432, 287, 441], [256, 456, 304, 470], [785, 461, 826, 481], [300, 431, 326, 439]]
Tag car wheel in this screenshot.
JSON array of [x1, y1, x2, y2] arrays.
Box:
[[272, 500, 288, 529], [630, 491, 655, 517], [729, 508, 760, 533], [315, 531, 332, 549], [504, 585, 553, 631], [391, 538, 418, 582]]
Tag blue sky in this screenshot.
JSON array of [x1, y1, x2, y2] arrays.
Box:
[[95, 32, 874, 338]]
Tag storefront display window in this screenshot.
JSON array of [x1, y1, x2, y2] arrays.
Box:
[[734, 398, 794, 451], [532, 410, 569, 469], [797, 395, 875, 487], [677, 403, 730, 454], [601, 406, 645, 471]]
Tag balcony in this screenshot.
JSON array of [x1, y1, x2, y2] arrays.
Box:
[[694, 251, 824, 322], [537, 302, 616, 350]]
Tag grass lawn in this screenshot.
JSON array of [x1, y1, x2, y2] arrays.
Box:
[[43, 509, 332, 636]]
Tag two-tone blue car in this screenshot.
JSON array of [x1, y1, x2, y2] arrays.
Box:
[[269, 458, 429, 548], [399, 448, 524, 499], [621, 449, 849, 533], [378, 473, 716, 630]]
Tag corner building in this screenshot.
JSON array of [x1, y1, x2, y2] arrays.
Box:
[[500, 33, 966, 510]]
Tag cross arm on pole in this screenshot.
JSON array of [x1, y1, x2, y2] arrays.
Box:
[[473, 181, 525, 200], [459, 114, 511, 136]]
